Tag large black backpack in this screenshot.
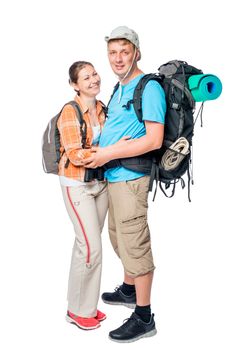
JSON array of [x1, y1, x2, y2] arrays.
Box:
[[104, 60, 203, 201]]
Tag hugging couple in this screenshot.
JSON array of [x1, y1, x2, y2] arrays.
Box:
[[56, 25, 166, 343]]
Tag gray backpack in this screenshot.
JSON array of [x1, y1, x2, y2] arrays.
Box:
[[42, 101, 85, 174]]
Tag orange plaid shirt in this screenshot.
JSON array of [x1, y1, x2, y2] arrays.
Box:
[[57, 95, 106, 181]]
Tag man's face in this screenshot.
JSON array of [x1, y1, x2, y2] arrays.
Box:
[[107, 40, 136, 79]]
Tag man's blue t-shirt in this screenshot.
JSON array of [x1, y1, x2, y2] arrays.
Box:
[[99, 74, 166, 182]]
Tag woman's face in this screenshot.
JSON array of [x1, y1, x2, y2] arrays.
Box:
[[73, 65, 101, 97]]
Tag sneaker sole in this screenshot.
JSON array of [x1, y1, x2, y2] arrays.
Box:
[[109, 328, 157, 343], [66, 315, 100, 330], [96, 315, 107, 322], [101, 300, 136, 309]]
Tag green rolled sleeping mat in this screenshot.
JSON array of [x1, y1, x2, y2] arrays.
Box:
[[188, 74, 222, 102]]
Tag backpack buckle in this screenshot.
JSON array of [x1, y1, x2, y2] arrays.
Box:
[[171, 103, 180, 110]]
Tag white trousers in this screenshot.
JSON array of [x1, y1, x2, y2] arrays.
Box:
[[61, 181, 108, 317]]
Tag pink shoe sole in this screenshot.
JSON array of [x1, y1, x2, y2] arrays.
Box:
[[96, 314, 106, 322], [96, 310, 107, 322], [66, 315, 100, 330]]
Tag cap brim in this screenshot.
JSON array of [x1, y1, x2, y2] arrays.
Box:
[[105, 35, 129, 42]]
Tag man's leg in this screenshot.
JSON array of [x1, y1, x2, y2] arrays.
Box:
[[124, 271, 153, 321], [107, 177, 156, 342], [101, 183, 137, 308], [135, 271, 153, 306], [124, 273, 134, 285]]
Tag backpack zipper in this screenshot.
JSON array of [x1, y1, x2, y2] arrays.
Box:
[[42, 154, 47, 172], [48, 121, 52, 143], [42, 133, 48, 172]]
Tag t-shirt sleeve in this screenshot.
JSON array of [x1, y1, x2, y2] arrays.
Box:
[[142, 80, 166, 124]]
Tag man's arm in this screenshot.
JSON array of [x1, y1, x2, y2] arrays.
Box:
[[82, 121, 164, 168]]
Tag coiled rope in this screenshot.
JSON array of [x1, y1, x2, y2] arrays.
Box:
[[161, 137, 190, 171]]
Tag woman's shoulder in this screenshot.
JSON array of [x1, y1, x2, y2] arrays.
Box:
[[58, 101, 80, 125], [61, 102, 77, 114]]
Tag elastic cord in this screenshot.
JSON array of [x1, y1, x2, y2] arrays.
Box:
[[118, 47, 137, 103]]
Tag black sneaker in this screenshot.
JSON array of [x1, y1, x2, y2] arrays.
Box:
[[109, 312, 157, 343], [101, 286, 136, 309]]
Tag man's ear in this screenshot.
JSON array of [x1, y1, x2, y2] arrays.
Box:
[[136, 50, 141, 61]]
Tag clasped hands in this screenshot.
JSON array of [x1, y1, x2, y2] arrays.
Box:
[[81, 136, 131, 168]]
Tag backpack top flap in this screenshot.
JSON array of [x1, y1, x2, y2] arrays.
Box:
[[159, 60, 203, 78]]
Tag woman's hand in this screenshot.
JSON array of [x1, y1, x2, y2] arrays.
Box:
[[90, 145, 99, 152], [81, 136, 132, 168]]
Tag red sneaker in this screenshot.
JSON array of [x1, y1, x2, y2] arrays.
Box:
[[66, 311, 100, 330], [95, 310, 106, 322]]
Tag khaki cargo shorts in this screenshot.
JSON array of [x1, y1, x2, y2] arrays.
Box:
[[108, 176, 155, 278]]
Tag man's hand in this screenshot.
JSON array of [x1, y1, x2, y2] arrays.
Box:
[[82, 147, 111, 168], [82, 136, 131, 168]]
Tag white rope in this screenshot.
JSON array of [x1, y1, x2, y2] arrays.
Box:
[[161, 137, 190, 171]]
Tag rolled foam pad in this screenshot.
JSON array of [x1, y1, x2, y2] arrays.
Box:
[[188, 74, 222, 102]]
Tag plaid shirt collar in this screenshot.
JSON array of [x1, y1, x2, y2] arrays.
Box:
[[74, 95, 103, 116]]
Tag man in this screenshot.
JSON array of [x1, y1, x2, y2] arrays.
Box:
[[83, 26, 166, 342]]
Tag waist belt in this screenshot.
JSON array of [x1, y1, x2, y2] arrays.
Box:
[[104, 156, 153, 175], [104, 155, 158, 195]]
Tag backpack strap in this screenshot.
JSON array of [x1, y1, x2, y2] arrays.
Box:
[[99, 100, 108, 118], [65, 101, 86, 148], [107, 82, 120, 112], [62, 101, 87, 168], [122, 73, 164, 122]]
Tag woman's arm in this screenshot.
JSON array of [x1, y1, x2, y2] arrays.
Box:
[[57, 104, 92, 165]]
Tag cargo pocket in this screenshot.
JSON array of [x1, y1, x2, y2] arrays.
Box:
[[121, 214, 147, 234], [120, 214, 150, 260], [125, 177, 149, 210]]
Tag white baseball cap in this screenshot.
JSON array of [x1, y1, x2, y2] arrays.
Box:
[[105, 26, 140, 50], [105, 26, 141, 62]]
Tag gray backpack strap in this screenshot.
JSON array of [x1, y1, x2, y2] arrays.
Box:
[[65, 101, 87, 149], [66, 100, 83, 121], [62, 101, 87, 168]]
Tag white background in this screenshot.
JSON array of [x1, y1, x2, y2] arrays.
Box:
[[0, 0, 233, 349]]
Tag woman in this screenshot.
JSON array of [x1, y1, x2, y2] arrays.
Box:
[[57, 61, 108, 330]]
